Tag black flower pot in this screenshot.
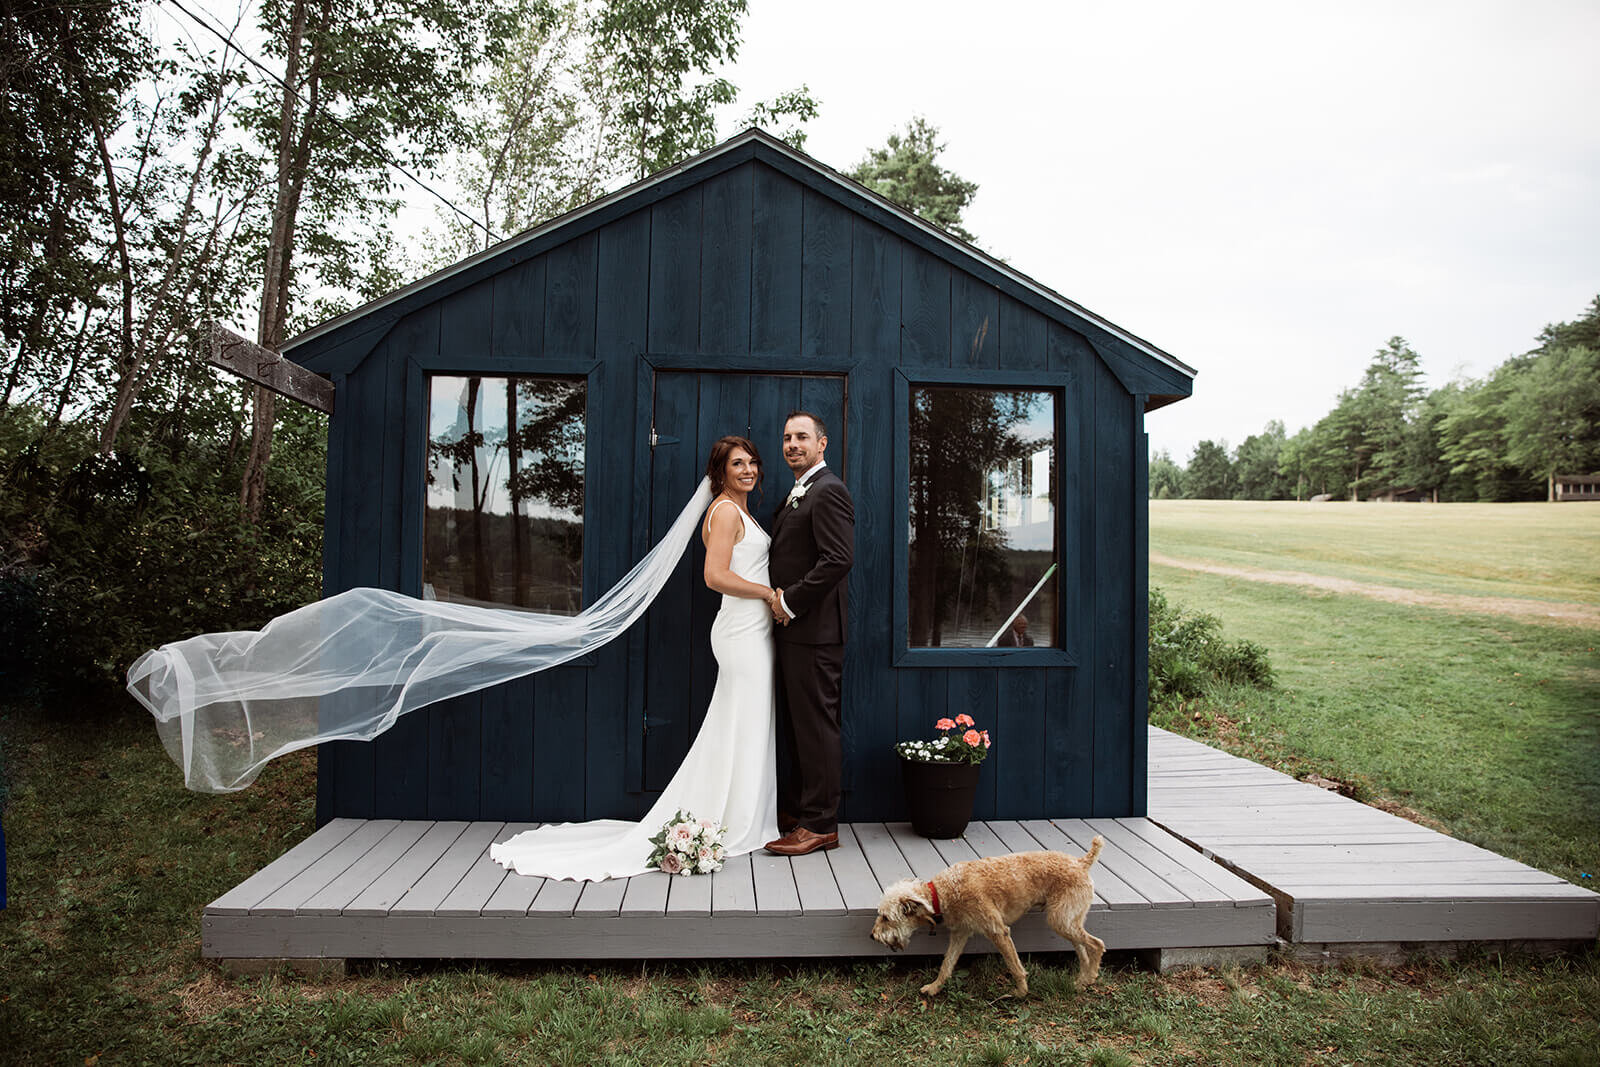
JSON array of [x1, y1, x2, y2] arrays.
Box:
[[900, 757, 982, 838]]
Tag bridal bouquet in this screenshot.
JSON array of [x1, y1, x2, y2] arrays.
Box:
[[895, 714, 992, 765], [647, 811, 727, 875]]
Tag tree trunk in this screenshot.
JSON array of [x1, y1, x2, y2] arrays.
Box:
[[241, 0, 328, 523]]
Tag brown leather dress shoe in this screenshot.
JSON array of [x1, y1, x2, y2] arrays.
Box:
[[764, 827, 839, 856]]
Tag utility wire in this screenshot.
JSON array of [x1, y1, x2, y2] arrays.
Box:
[[156, 0, 500, 243]]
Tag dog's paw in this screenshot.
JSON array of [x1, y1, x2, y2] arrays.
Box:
[[919, 982, 943, 997]]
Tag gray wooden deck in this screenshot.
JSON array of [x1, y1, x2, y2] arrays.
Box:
[[203, 814, 1275, 962], [201, 727, 1597, 963], [1146, 727, 1600, 945]]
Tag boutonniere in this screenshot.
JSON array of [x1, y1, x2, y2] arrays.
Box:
[[787, 481, 811, 509]]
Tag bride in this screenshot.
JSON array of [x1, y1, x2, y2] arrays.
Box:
[[489, 435, 781, 880]]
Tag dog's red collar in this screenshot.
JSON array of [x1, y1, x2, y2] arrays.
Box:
[[927, 881, 943, 924]]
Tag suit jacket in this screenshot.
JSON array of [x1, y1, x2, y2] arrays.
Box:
[[769, 466, 854, 645]]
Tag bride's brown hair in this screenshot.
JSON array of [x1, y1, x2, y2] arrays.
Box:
[[705, 435, 763, 497]]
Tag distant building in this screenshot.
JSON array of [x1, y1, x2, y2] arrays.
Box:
[[1554, 474, 1600, 501]]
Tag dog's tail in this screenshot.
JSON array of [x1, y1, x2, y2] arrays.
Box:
[[1083, 835, 1104, 868]]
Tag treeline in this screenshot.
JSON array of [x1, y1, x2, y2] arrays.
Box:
[[1150, 299, 1600, 502]]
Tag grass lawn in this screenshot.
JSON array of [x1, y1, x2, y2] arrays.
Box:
[[1, 500, 1596, 1064], [1149, 499, 1600, 606], [1148, 499, 1599, 887], [2, 708, 1596, 1066]]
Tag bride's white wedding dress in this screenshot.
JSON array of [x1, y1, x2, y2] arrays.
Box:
[[490, 500, 779, 880]]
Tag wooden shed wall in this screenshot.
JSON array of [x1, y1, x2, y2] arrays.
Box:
[[316, 158, 1150, 826]]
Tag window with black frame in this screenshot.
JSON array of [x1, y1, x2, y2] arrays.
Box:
[[907, 385, 1057, 649], [424, 374, 586, 612]]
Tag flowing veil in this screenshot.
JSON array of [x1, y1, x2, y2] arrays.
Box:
[[127, 477, 716, 792]]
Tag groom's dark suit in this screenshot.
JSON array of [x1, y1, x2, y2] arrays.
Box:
[[769, 464, 854, 834]]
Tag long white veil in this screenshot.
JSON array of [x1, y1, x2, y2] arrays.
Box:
[[127, 477, 716, 793]]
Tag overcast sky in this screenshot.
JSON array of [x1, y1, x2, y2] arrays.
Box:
[[720, 0, 1600, 462]]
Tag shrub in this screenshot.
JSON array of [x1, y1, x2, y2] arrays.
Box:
[[0, 403, 325, 706], [1148, 586, 1275, 706]]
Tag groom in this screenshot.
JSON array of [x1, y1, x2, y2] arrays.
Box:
[[764, 411, 854, 856]]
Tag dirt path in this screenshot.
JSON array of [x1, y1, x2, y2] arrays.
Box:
[[1148, 553, 1600, 628]]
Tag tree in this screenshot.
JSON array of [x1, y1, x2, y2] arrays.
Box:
[[236, 0, 526, 521], [1503, 345, 1600, 497], [1438, 365, 1531, 501], [428, 0, 818, 266], [1353, 336, 1425, 495], [1233, 420, 1287, 499], [0, 0, 147, 411], [849, 117, 979, 242], [1184, 440, 1235, 499], [591, 0, 746, 180], [1148, 449, 1184, 499]]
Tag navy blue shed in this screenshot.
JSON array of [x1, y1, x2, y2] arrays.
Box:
[[286, 129, 1195, 827]]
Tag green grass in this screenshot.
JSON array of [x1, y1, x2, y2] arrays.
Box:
[[1149, 499, 1600, 604], [1149, 565, 1599, 883], [3, 497, 1599, 1064], [2, 703, 1598, 1065]]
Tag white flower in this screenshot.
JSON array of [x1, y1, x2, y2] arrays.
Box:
[[787, 481, 811, 508]]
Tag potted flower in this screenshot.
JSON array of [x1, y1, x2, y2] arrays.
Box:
[[894, 715, 992, 838]]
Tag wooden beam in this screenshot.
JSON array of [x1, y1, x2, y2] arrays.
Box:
[[207, 322, 335, 414]]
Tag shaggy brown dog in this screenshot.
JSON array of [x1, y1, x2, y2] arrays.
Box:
[[870, 840, 1105, 997]]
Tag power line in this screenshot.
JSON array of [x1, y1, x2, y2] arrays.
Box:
[[155, 0, 499, 243]]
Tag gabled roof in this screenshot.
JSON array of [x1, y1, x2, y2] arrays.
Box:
[[287, 128, 1194, 407]]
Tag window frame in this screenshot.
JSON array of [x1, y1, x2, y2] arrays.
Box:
[[892, 368, 1078, 668], [410, 356, 602, 616]]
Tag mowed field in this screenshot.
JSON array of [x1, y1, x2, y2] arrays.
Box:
[[1148, 499, 1599, 886]]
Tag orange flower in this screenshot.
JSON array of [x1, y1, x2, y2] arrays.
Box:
[[935, 717, 956, 731], [955, 713, 975, 727], [980, 730, 991, 749], [963, 729, 981, 746]]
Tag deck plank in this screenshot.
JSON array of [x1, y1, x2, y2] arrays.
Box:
[[438, 825, 531, 921], [391, 822, 504, 915], [255, 820, 401, 916], [574, 875, 630, 917], [348, 821, 471, 917], [619, 870, 672, 917], [886, 822, 955, 879], [303, 821, 431, 915], [957, 822, 1015, 859], [791, 850, 847, 916], [1019, 819, 1146, 909], [208, 818, 364, 915], [829, 826, 887, 911], [851, 822, 914, 887], [1055, 818, 1176, 908], [528, 876, 584, 916], [710, 853, 758, 917], [1084, 818, 1229, 907], [666, 866, 714, 917], [480, 825, 545, 917], [750, 852, 802, 916]]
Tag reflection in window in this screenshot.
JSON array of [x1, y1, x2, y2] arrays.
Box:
[[909, 386, 1056, 648], [425, 375, 585, 612]]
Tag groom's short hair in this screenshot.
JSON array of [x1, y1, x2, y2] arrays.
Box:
[[785, 410, 826, 440]]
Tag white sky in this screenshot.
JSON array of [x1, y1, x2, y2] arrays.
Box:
[[720, 0, 1600, 462]]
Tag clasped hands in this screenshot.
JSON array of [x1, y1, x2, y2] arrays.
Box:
[[767, 587, 789, 626]]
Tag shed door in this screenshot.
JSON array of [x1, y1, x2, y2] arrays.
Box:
[[633, 369, 846, 792]]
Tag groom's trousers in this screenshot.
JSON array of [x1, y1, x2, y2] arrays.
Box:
[[775, 639, 844, 834]]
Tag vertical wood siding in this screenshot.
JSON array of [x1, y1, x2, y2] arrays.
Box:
[[318, 160, 1150, 825]]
